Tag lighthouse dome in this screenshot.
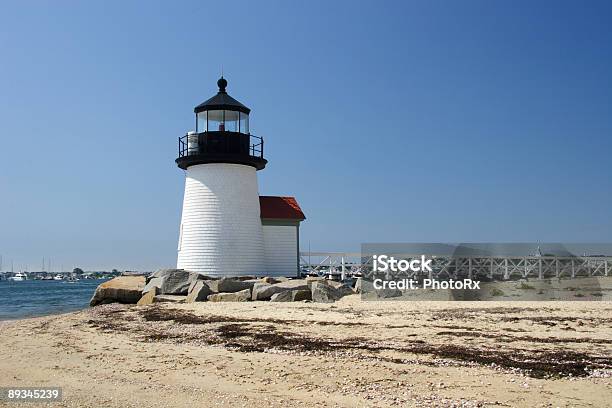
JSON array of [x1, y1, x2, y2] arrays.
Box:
[[194, 76, 250, 114]]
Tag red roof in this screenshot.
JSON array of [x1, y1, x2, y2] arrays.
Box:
[[259, 196, 305, 220]]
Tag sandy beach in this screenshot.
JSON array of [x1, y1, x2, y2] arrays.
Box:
[[0, 297, 610, 407]]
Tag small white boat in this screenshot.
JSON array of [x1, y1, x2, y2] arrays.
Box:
[[8, 273, 27, 281], [53, 274, 64, 281]]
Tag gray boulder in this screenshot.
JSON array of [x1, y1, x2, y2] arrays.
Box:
[[186, 281, 213, 303], [90, 276, 145, 306], [328, 281, 354, 297], [353, 277, 362, 294], [231, 275, 258, 281], [251, 283, 279, 300], [145, 269, 207, 295], [269, 289, 313, 302], [148, 268, 212, 281], [205, 277, 256, 293], [376, 287, 402, 298], [306, 276, 326, 288], [147, 268, 177, 282], [143, 277, 163, 294], [160, 270, 193, 295], [292, 289, 312, 301], [137, 287, 158, 306], [187, 278, 200, 295], [311, 281, 350, 303], [154, 295, 186, 303], [270, 291, 293, 302], [207, 288, 251, 302], [252, 280, 309, 301]]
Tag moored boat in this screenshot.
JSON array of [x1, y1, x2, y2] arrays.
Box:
[[7, 272, 27, 281]]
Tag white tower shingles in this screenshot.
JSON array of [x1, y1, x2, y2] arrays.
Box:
[[177, 163, 265, 276]]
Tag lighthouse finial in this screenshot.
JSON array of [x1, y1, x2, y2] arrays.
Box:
[[217, 76, 227, 93]]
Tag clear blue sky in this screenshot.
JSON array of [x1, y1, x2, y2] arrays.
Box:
[[1, 1, 611, 271]]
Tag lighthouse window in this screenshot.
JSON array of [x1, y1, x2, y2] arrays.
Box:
[[224, 110, 239, 132], [239, 112, 249, 134], [196, 111, 207, 132], [207, 110, 224, 131]]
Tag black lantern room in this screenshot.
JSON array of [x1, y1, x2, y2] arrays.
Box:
[[176, 77, 267, 170]]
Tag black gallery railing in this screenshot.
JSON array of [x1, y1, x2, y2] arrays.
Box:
[[178, 131, 264, 159]]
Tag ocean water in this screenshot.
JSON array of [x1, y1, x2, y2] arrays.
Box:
[[0, 279, 107, 320]]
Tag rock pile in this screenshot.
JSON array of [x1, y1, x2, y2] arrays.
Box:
[[90, 270, 358, 306], [182, 277, 354, 304]]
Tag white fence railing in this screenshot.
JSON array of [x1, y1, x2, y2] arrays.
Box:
[[300, 252, 611, 280]]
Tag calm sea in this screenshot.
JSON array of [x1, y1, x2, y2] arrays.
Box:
[[0, 279, 107, 320]]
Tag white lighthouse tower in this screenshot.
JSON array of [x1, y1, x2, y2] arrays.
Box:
[[176, 77, 268, 277]]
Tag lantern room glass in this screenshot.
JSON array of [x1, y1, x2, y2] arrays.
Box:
[[224, 110, 239, 132], [196, 111, 207, 132], [196, 110, 249, 133], [207, 110, 224, 131], [239, 112, 249, 134]]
